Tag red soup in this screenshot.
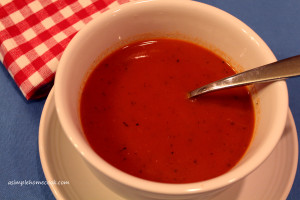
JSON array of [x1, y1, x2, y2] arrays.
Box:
[[80, 38, 255, 183]]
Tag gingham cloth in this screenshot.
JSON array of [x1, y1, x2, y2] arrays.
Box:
[[0, 0, 130, 100]]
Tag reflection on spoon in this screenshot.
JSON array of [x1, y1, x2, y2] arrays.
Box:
[[188, 55, 300, 98]]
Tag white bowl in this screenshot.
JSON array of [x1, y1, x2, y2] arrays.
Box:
[[54, 0, 288, 199]]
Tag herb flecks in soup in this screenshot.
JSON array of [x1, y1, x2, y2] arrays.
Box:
[[80, 39, 255, 183]]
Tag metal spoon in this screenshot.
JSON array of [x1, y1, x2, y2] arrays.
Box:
[[187, 55, 300, 98]]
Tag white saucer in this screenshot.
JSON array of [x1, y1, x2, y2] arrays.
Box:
[[39, 90, 298, 200]]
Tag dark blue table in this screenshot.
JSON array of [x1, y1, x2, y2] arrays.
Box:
[[1, 0, 299, 199]]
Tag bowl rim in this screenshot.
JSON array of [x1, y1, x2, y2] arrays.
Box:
[[54, 0, 289, 195]]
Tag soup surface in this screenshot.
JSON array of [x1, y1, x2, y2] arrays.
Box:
[[80, 38, 255, 183]]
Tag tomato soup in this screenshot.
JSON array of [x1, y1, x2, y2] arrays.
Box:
[[80, 38, 255, 183]]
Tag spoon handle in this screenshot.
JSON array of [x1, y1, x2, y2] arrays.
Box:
[[188, 55, 300, 98]]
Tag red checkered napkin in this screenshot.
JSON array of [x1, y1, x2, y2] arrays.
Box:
[[0, 0, 130, 100]]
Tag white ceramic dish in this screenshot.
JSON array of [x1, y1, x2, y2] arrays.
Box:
[[54, 0, 288, 199], [39, 90, 298, 200]]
